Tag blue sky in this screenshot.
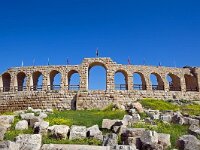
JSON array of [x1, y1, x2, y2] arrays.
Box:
[[0, 0, 200, 89]]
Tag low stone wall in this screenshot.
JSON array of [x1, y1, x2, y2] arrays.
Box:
[[0, 90, 200, 113]]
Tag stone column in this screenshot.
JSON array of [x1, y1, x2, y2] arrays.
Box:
[[145, 74, 152, 91], [80, 66, 88, 91], [127, 73, 133, 90], [196, 69, 200, 92], [180, 74, 186, 92], [60, 70, 66, 91], [161, 74, 169, 91], [42, 72, 48, 91]]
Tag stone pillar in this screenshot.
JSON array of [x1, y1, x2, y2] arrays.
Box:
[[42, 72, 48, 91], [80, 67, 88, 91], [127, 73, 133, 90], [26, 73, 31, 91], [161, 74, 169, 91], [10, 72, 15, 92], [180, 74, 186, 92], [60, 70, 66, 91], [106, 69, 114, 91], [145, 74, 152, 91], [196, 69, 200, 92]]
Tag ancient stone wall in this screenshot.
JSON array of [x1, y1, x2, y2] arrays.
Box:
[[0, 57, 199, 112]]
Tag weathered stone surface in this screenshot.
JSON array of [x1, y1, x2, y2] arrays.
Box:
[[29, 116, 42, 128], [140, 130, 158, 145], [184, 117, 199, 125], [0, 140, 20, 150], [103, 133, 118, 146], [87, 125, 103, 141], [160, 114, 172, 122], [146, 110, 160, 120], [0, 115, 14, 124], [172, 112, 185, 125], [158, 133, 171, 149], [102, 119, 124, 130], [15, 134, 42, 150], [69, 125, 87, 140], [34, 121, 49, 135], [0, 126, 7, 141], [20, 113, 35, 120], [189, 124, 200, 137], [111, 145, 137, 150], [15, 120, 28, 130], [177, 135, 200, 150], [41, 144, 110, 150], [39, 112, 48, 119], [132, 102, 144, 113], [51, 125, 70, 139]]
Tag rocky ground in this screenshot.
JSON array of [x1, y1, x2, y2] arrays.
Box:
[[0, 99, 200, 150]]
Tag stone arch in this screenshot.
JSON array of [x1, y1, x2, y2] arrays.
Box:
[[184, 74, 199, 91], [88, 62, 107, 90], [114, 69, 128, 90], [17, 72, 27, 91], [150, 72, 164, 90], [32, 71, 43, 91], [2, 72, 11, 92], [133, 72, 147, 90], [166, 73, 181, 91], [68, 70, 80, 90], [49, 70, 62, 90]]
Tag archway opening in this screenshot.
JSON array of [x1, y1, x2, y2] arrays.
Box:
[[133, 72, 146, 90], [184, 74, 199, 91], [150, 73, 164, 90], [17, 72, 27, 91], [32, 71, 43, 91], [115, 70, 128, 90], [68, 70, 80, 90], [88, 62, 107, 90], [167, 73, 181, 91], [2, 73, 11, 92], [49, 70, 61, 90]]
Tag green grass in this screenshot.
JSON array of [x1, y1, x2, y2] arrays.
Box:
[[45, 109, 126, 127], [140, 98, 200, 115], [140, 98, 179, 111], [132, 121, 189, 149], [43, 135, 102, 145], [4, 116, 33, 141]]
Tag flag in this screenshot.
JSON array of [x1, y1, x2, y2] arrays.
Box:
[[67, 58, 69, 65], [47, 58, 50, 65], [96, 48, 99, 57], [128, 57, 131, 65], [21, 60, 24, 67]]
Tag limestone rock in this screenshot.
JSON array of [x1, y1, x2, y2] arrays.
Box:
[[29, 116, 42, 128], [189, 124, 200, 137], [0, 126, 7, 141], [133, 102, 144, 113], [172, 112, 185, 125], [51, 125, 70, 139], [111, 145, 137, 150], [34, 121, 49, 135], [103, 133, 118, 146], [41, 144, 110, 150], [160, 114, 172, 122], [102, 119, 124, 130], [20, 113, 35, 120], [69, 125, 87, 140], [39, 112, 48, 119], [0, 140, 20, 150], [15, 134, 42, 150], [15, 120, 28, 130], [177, 135, 200, 150], [0, 115, 14, 124], [87, 125, 103, 141], [140, 130, 158, 145], [158, 133, 171, 149]]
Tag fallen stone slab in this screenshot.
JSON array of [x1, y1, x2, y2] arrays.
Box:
[[41, 144, 110, 150], [15, 120, 28, 130], [0, 126, 7, 141], [87, 125, 103, 141], [102, 119, 124, 130], [15, 134, 42, 150], [177, 135, 200, 150], [103, 133, 118, 146], [69, 125, 87, 140], [0, 140, 20, 150], [0, 115, 15, 124], [50, 125, 70, 139], [34, 121, 49, 135]]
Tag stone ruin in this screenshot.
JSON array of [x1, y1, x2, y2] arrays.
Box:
[[0, 57, 199, 112]]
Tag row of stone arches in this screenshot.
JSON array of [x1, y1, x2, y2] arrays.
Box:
[[0, 66, 199, 92]]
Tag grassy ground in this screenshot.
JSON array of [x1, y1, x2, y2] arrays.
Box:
[[140, 98, 200, 115], [4, 108, 125, 145]]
